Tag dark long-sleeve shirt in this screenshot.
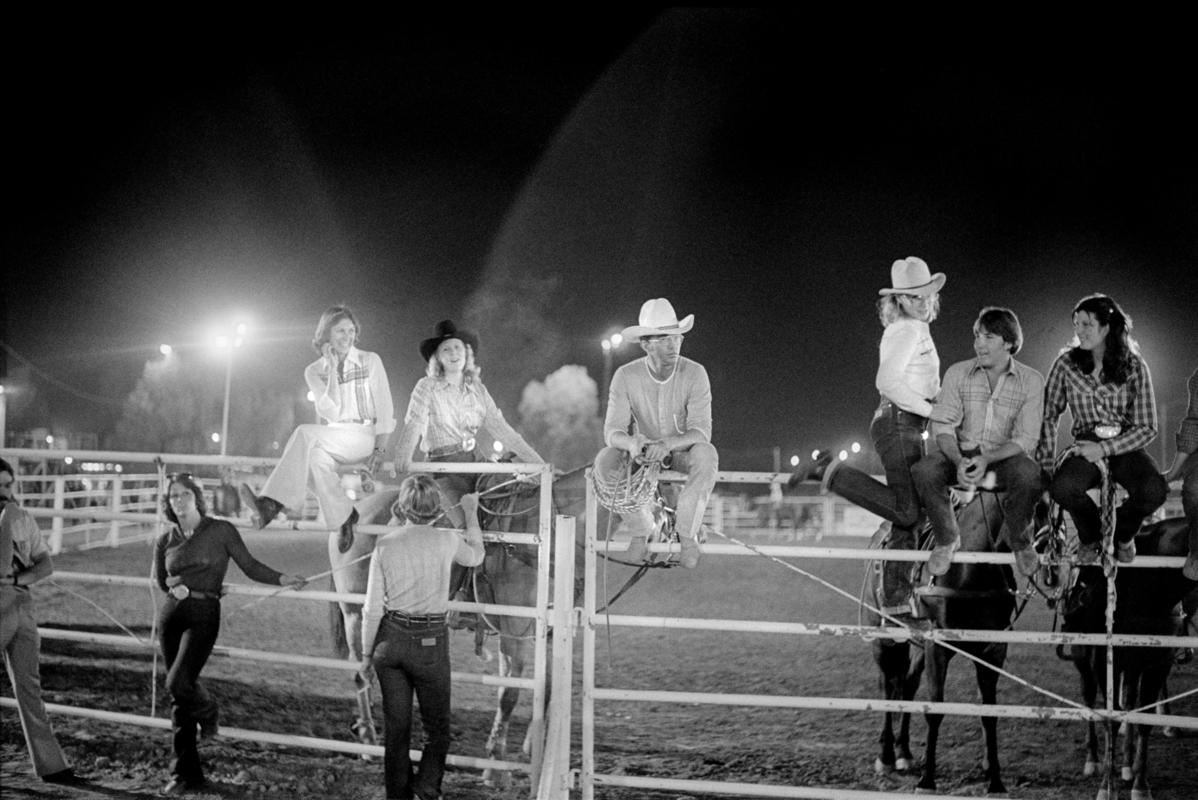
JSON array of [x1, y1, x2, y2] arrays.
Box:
[[153, 517, 282, 594]]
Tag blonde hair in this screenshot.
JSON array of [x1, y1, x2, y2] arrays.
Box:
[[426, 343, 481, 386], [877, 293, 940, 326], [392, 475, 443, 523]]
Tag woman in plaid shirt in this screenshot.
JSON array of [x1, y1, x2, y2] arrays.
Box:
[[1036, 294, 1167, 565]]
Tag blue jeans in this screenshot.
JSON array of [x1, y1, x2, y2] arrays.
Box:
[[159, 597, 221, 783], [1049, 448, 1167, 545], [912, 450, 1043, 549], [372, 616, 451, 800], [829, 405, 926, 531]]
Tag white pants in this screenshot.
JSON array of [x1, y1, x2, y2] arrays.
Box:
[[261, 423, 374, 527], [2, 587, 69, 776]]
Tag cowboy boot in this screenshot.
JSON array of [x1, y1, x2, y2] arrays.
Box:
[[239, 484, 284, 530], [337, 508, 359, 554]]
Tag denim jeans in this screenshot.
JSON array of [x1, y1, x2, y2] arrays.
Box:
[[159, 597, 221, 783], [912, 450, 1043, 550], [1049, 448, 1168, 545], [372, 616, 451, 800], [830, 406, 926, 530], [830, 405, 926, 608]]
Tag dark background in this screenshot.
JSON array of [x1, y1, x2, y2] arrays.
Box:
[[4, 11, 1196, 469]]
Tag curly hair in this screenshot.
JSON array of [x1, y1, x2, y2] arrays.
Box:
[[426, 343, 481, 387], [392, 475, 444, 524], [1066, 293, 1137, 384], [877, 292, 940, 326], [162, 474, 208, 527]]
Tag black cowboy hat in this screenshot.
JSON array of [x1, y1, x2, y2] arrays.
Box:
[[419, 319, 480, 362]]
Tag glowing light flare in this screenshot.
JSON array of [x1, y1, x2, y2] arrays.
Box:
[[211, 432, 221, 443], [851, 442, 862, 454], [159, 344, 173, 356], [789, 455, 800, 467], [921, 430, 929, 441], [838, 450, 848, 461], [811, 449, 820, 460]]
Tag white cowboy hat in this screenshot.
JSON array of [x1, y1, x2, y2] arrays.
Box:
[[620, 298, 694, 339], [878, 256, 946, 296]]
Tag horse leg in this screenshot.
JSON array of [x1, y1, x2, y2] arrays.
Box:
[[482, 646, 518, 788], [1128, 665, 1168, 800], [1079, 651, 1101, 777], [872, 640, 905, 774], [975, 644, 1007, 795], [917, 642, 950, 792], [897, 641, 925, 771]]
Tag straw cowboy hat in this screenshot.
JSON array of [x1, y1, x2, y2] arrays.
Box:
[[878, 256, 946, 296], [419, 319, 480, 362], [620, 298, 695, 339]]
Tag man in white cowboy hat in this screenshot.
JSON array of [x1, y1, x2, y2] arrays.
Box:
[[595, 298, 718, 569]]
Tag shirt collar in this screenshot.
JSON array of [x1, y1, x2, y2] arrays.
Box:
[[966, 356, 1018, 378], [343, 346, 365, 366]]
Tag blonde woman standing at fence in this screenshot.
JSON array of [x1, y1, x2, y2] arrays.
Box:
[[241, 305, 396, 553], [359, 476, 485, 800]]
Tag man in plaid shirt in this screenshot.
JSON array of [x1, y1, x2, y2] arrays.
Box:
[[1035, 294, 1167, 564], [914, 307, 1044, 576], [1162, 367, 1198, 579]]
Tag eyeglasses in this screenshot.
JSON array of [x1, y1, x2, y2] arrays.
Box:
[[642, 334, 684, 345], [166, 472, 194, 482]]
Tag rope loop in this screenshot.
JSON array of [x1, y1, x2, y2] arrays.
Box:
[[591, 457, 660, 515]]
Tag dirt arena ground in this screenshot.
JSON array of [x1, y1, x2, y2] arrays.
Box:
[[3, 529, 1195, 799]]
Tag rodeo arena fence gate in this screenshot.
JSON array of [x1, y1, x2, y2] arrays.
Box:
[[2, 448, 1196, 800]]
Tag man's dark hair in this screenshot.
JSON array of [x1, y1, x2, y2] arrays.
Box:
[[974, 306, 1023, 356]]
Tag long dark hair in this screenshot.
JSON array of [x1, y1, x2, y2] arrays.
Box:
[[1066, 293, 1137, 384], [162, 473, 208, 527]]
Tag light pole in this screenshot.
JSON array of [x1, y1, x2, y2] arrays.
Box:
[[214, 323, 248, 457], [600, 332, 624, 415]]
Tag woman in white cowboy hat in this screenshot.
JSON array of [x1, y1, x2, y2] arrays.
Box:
[[392, 320, 545, 528], [793, 257, 945, 593], [595, 297, 718, 569]]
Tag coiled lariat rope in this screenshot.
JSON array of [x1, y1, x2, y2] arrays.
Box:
[[591, 457, 661, 516]]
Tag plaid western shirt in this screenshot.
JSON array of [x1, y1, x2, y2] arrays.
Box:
[[1177, 367, 1198, 454], [404, 376, 543, 464], [930, 356, 1044, 457], [1035, 349, 1158, 472]]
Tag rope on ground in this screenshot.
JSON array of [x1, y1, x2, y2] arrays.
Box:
[[704, 525, 1090, 714]]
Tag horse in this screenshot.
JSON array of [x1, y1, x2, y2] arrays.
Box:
[[863, 488, 1020, 794], [1056, 516, 1198, 800], [327, 484, 403, 750]]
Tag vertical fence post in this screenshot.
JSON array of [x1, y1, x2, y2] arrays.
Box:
[[536, 514, 576, 799], [822, 496, 834, 540], [713, 493, 725, 536], [50, 475, 66, 554], [582, 470, 598, 800], [108, 474, 123, 547]]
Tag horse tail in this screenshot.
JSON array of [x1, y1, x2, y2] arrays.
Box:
[[329, 572, 349, 660]]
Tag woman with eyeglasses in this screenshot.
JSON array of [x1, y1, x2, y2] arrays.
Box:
[[392, 320, 544, 528], [791, 257, 944, 592], [240, 305, 396, 553], [358, 475, 484, 800], [1035, 293, 1167, 565], [154, 473, 306, 795]]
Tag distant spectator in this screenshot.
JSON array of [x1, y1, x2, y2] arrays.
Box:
[[1162, 366, 1198, 579]]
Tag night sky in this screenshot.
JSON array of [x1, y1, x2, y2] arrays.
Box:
[[5, 12, 1196, 470]]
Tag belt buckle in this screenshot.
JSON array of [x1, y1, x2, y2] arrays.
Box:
[[170, 585, 191, 600], [1094, 424, 1121, 440], [462, 437, 476, 452]]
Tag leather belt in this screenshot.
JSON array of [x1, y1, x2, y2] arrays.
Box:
[[169, 585, 221, 601], [876, 400, 929, 429], [427, 438, 476, 458], [385, 610, 447, 627]]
